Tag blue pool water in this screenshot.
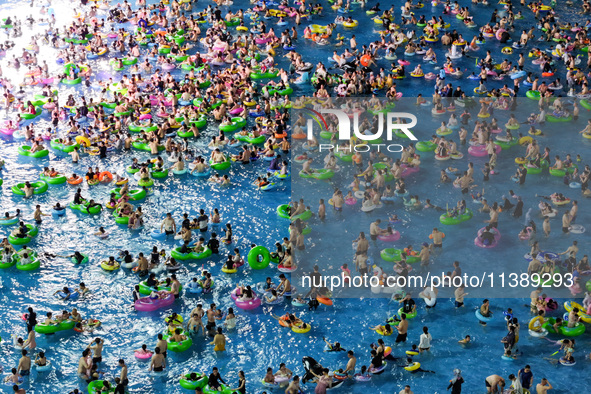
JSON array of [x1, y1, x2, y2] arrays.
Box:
[[292, 97, 591, 298], [0, 0, 589, 392], [289, 96, 591, 393]]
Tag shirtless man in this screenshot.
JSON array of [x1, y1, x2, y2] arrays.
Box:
[[160, 213, 176, 238], [88, 338, 104, 364], [419, 243, 431, 267], [430, 228, 445, 248], [395, 314, 408, 343], [561, 211, 571, 233], [156, 334, 168, 359], [276, 274, 292, 296], [343, 350, 357, 376], [354, 232, 369, 255], [459, 173, 472, 194], [369, 219, 386, 241], [559, 241, 578, 263], [190, 158, 207, 175], [454, 284, 468, 308], [118, 359, 128, 386], [150, 347, 166, 372], [485, 375, 505, 393], [137, 253, 149, 275], [206, 303, 220, 331], [332, 192, 344, 211], [536, 378, 553, 394], [168, 274, 181, 299], [528, 256, 542, 276], [16, 350, 31, 377], [487, 206, 500, 228]]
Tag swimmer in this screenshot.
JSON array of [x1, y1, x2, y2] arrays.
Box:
[[396, 357, 435, 373], [323, 338, 346, 352], [485, 375, 505, 393], [370, 323, 393, 335]]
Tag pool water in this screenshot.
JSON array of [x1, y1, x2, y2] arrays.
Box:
[[0, 0, 586, 98], [289, 95, 591, 392], [292, 96, 591, 297], [0, 0, 588, 392]]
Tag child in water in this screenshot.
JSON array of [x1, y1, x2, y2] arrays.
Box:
[[323, 337, 346, 352]]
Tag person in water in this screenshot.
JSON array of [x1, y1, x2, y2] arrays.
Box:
[[323, 337, 346, 352]]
